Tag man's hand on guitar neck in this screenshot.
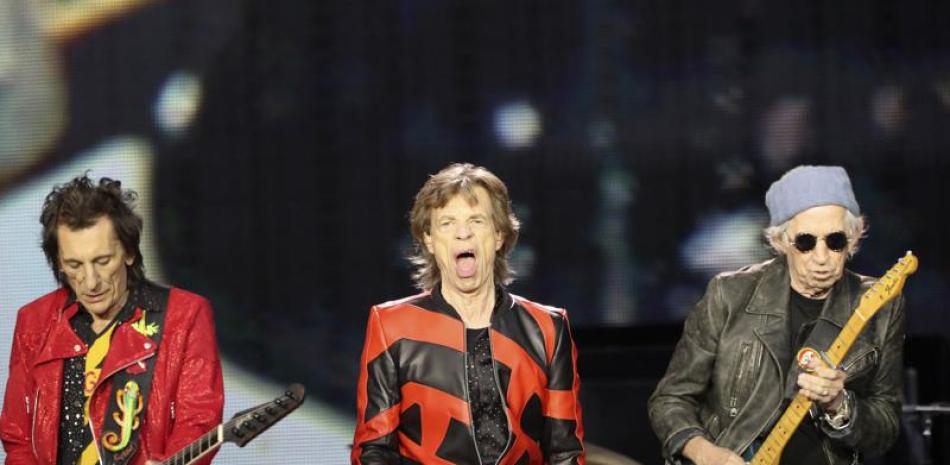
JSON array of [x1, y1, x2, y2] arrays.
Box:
[[683, 436, 745, 465], [797, 358, 848, 412]]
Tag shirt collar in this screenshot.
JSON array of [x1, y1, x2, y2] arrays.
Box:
[[62, 280, 158, 319]]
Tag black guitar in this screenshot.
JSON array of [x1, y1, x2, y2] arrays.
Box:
[[160, 383, 306, 465]]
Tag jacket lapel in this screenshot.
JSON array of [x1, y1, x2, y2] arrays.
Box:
[[32, 302, 85, 368], [745, 257, 792, 387], [95, 308, 158, 390]]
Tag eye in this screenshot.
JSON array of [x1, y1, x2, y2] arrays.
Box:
[[95, 257, 111, 266]]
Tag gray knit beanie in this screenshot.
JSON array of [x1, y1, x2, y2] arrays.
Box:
[[765, 165, 860, 226]]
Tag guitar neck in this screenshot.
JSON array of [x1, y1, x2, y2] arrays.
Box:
[[750, 392, 813, 465], [161, 425, 223, 465], [158, 383, 307, 464], [824, 301, 875, 367]]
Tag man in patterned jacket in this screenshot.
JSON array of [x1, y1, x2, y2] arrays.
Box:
[[352, 163, 585, 465]]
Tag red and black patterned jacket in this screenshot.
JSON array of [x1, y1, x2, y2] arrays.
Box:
[[352, 287, 585, 465]]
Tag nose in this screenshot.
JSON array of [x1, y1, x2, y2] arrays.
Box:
[[455, 222, 473, 240], [81, 264, 102, 292], [812, 240, 830, 264]]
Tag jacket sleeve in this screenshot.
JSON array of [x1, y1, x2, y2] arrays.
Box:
[[351, 307, 400, 465], [0, 309, 39, 465], [820, 293, 905, 456], [648, 276, 727, 464], [543, 310, 585, 465], [161, 298, 224, 465]]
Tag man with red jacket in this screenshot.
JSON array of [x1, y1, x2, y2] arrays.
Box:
[[0, 175, 224, 465]]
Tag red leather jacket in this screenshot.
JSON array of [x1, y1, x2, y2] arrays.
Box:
[[0, 286, 224, 465], [352, 287, 585, 465]]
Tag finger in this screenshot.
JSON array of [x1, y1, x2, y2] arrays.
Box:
[[798, 373, 828, 392], [800, 387, 831, 403], [812, 364, 842, 380], [798, 372, 819, 387]]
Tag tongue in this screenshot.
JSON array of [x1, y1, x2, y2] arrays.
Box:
[[456, 256, 477, 278]]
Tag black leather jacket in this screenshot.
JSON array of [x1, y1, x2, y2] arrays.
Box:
[[648, 257, 905, 465]]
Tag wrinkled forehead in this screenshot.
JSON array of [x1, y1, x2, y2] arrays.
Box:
[[786, 204, 847, 235]]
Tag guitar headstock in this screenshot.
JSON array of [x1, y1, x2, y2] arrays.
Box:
[[861, 251, 918, 306], [223, 383, 306, 447]]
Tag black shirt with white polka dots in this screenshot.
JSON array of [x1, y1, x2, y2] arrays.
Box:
[[466, 327, 509, 464]]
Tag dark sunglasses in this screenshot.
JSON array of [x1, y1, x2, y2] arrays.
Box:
[[791, 231, 849, 253]]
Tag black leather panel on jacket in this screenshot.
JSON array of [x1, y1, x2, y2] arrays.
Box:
[[365, 350, 401, 421], [520, 394, 544, 443], [435, 418, 480, 465], [497, 361, 512, 401], [546, 316, 575, 390], [390, 339, 467, 399], [400, 404, 423, 445], [544, 418, 583, 464], [359, 432, 400, 464], [492, 306, 548, 372]]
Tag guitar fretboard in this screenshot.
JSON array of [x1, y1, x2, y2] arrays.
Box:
[[161, 425, 222, 465]]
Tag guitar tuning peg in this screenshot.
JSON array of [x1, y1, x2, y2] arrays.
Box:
[[266, 406, 277, 415], [232, 427, 244, 438], [275, 399, 285, 407], [286, 391, 297, 400], [253, 413, 264, 422]]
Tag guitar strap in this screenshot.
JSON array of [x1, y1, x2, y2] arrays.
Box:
[[98, 281, 170, 465]]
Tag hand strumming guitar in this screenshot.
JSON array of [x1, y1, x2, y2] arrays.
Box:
[[683, 435, 746, 465]]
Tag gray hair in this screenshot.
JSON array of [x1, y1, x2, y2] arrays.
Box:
[[764, 209, 867, 257]]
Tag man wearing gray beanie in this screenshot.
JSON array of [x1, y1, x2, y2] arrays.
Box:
[[649, 165, 905, 465]]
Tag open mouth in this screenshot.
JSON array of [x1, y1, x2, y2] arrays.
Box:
[[454, 249, 477, 278]]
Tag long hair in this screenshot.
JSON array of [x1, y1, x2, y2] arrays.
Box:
[[408, 163, 521, 290]]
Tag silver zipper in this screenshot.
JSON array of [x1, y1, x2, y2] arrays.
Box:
[[729, 343, 753, 416], [31, 387, 39, 460], [841, 347, 877, 375], [92, 353, 155, 393], [88, 416, 104, 465], [486, 330, 513, 465]]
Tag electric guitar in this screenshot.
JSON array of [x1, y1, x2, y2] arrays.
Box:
[[159, 383, 306, 465], [748, 252, 918, 465]]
